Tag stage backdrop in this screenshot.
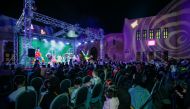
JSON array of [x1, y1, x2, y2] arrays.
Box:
[[18, 36, 73, 65]]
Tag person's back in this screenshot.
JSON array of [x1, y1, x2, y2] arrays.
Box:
[[8, 75, 35, 102], [90, 68, 101, 87], [8, 75, 34, 108], [118, 87, 131, 109], [40, 91, 57, 109], [70, 77, 82, 104], [128, 74, 152, 109], [40, 77, 59, 109], [128, 85, 151, 109]]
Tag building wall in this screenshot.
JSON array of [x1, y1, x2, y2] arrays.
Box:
[[0, 40, 3, 63], [103, 33, 124, 61], [76, 40, 100, 59], [124, 0, 190, 61], [76, 33, 124, 61]]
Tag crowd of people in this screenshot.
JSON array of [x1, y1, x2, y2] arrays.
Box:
[[1, 58, 190, 109]]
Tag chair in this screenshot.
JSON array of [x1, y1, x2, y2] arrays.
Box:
[[50, 93, 69, 109], [71, 86, 89, 109], [15, 89, 37, 109], [82, 76, 91, 84], [60, 79, 71, 93]]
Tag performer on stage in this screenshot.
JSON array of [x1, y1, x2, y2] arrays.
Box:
[[35, 48, 42, 61]]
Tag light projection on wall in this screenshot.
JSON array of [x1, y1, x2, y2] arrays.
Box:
[[147, 40, 156, 46], [131, 20, 138, 29]]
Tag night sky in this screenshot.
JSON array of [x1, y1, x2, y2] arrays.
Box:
[[0, 0, 173, 34]]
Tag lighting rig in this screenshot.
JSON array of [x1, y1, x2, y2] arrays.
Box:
[[14, 0, 104, 65]]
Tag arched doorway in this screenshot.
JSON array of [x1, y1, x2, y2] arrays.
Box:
[[89, 47, 98, 60]]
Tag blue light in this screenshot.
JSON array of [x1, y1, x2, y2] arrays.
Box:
[[78, 42, 81, 46], [33, 37, 37, 40]]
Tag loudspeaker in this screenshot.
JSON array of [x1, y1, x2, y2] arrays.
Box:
[[28, 49, 35, 57]]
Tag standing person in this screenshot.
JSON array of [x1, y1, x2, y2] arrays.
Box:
[[128, 74, 152, 109], [89, 68, 101, 87], [70, 77, 82, 104], [103, 85, 119, 109], [117, 86, 131, 109]]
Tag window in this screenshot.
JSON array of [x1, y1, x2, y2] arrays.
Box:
[[143, 30, 147, 39], [149, 29, 154, 39], [136, 52, 141, 61], [156, 28, 161, 39], [136, 30, 141, 40], [163, 28, 169, 38]]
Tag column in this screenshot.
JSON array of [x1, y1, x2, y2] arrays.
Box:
[[100, 38, 104, 59]]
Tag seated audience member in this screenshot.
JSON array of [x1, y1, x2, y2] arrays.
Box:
[[128, 74, 152, 109], [14, 65, 26, 76], [70, 77, 82, 103], [103, 85, 119, 109], [40, 76, 59, 109], [8, 75, 34, 102]]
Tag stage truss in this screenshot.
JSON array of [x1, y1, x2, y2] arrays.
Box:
[[14, 0, 104, 65]]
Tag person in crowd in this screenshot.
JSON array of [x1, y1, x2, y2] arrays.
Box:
[[31, 60, 41, 78], [117, 86, 131, 109], [70, 77, 82, 104], [40, 76, 59, 109], [7, 75, 34, 108], [14, 64, 26, 76], [184, 80, 190, 109], [174, 81, 188, 109], [128, 74, 152, 109], [8, 75, 34, 102], [89, 68, 101, 87], [103, 85, 119, 109]]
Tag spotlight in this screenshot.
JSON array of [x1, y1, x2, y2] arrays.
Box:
[[58, 41, 64, 46], [84, 41, 87, 44], [66, 42, 70, 45], [58, 41, 64, 50], [33, 37, 37, 40], [41, 29, 46, 35], [31, 24, 34, 30], [78, 42, 81, 46], [50, 40, 56, 47], [67, 30, 78, 38], [42, 39, 47, 42], [91, 40, 94, 43]]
